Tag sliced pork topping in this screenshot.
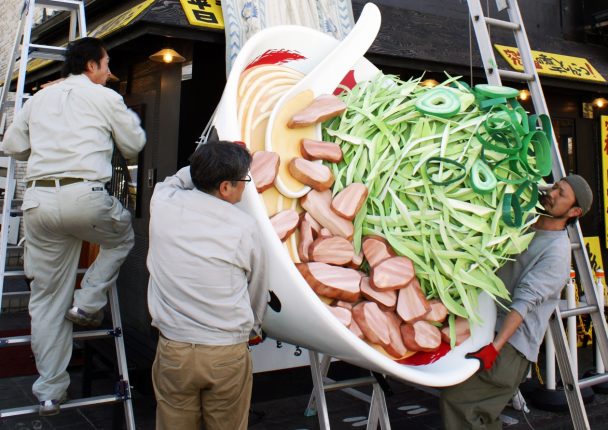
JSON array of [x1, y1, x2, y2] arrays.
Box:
[[396, 278, 431, 323], [352, 301, 391, 347], [370, 256, 415, 290], [384, 311, 408, 358], [441, 317, 471, 346], [250, 151, 279, 193], [289, 158, 334, 192], [401, 320, 442, 352], [288, 94, 347, 128], [309, 236, 355, 266], [424, 299, 449, 323], [296, 262, 362, 302], [331, 183, 368, 221], [270, 209, 300, 241], [300, 190, 354, 240], [360, 276, 397, 310], [325, 304, 352, 327], [362, 235, 395, 267], [301, 139, 343, 163]]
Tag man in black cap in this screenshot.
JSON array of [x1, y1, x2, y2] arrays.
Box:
[[441, 174, 593, 429]]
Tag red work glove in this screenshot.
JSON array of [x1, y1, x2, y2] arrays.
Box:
[[466, 343, 499, 370], [248, 330, 266, 346]]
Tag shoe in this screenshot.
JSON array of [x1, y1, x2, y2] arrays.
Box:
[[39, 394, 67, 416], [65, 306, 103, 327]]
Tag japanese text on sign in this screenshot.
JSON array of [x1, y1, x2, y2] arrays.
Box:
[[180, 0, 224, 29], [601, 116, 608, 247], [494, 44, 606, 83]]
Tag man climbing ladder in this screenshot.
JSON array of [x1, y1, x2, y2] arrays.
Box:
[[2, 36, 146, 416]]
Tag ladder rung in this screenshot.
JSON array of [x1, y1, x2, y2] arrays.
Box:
[[498, 69, 534, 82], [0, 394, 123, 418], [29, 44, 66, 61], [559, 304, 599, 319], [323, 376, 377, 392], [0, 328, 119, 347], [571, 242, 582, 251], [484, 17, 520, 31], [2, 290, 29, 297], [36, 0, 83, 11], [578, 373, 608, 390], [3, 267, 86, 278]]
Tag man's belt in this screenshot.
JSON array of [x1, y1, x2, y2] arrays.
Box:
[[27, 178, 85, 188]]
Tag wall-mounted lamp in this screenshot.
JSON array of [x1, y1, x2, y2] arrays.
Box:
[[593, 97, 608, 109], [518, 89, 530, 101], [149, 48, 186, 64], [420, 79, 439, 88]]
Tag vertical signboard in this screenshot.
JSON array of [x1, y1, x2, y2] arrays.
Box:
[[602, 116, 608, 247]]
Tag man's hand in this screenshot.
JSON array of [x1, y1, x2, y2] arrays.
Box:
[[248, 330, 267, 346], [466, 343, 499, 370]]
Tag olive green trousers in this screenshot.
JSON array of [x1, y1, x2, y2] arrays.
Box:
[[440, 343, 530, 430]]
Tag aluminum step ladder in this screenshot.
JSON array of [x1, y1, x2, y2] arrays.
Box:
[[0, 1, 135, 427], [466, 1, 608, 428], [305, 351, 391, 430]]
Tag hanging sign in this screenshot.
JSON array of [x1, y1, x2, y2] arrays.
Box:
[[494, 44, 606, 83], [89, 0, 155, 39], [180, 0, 224, 29], [602, 116, 608, 247]]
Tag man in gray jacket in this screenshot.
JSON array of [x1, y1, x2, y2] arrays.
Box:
[[440, 174, 593, 429], [2, 37, 146, 415], [147, 140, 269, 430]]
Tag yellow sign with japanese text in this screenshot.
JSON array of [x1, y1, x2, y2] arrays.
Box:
[[583, 236, 607, 304], [602, 116, 608, 248], [89, 0, 155, 39], [494, 44, 606, 83], [180, 0, 224, 29]]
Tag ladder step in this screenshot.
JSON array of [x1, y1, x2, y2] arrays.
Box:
[[0, 394, 124, 418], [323, 376, 377, 392], [0, 328, 120, 347], [497, 69, 534, 81], [559, 304, 599, 319], [3, 267, 86, 278], [36, 0, 83, 12], [578, 373, 608, 390], [29, 44, 66, 61], [484, 17, 520, 31], [571, 242, 582, 251]]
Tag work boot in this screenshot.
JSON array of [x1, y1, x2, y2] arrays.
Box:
[[65, 306, 104, 327], [39, 394, 67, 416]]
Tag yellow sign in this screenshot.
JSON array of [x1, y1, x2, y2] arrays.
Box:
[[602, 116, 608, 248], [583, 236, 608, 309], [494, 44, 606, 83], [89, 0, 155, 39], [180, 0, 224, 29]]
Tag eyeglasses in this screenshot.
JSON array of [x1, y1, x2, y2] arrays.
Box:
[[233, 174, 252, 183]]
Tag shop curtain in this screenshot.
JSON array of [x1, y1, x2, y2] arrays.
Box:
[[222, 0, 355, 74]]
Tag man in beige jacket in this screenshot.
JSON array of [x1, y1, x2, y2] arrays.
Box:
[[2, 37, 145, 415]]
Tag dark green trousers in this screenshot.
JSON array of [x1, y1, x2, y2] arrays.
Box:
[[440, 343, 530, 430]]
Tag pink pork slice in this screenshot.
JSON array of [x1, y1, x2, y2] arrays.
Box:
[[301, 190, 353, 240], [396, 278, 431, 323], [370, 256, 415, 291], [325, 304, 352, 327], [288, 158, 334, 192], [331, 183, 369, 221], [441, 317, 471, 346], [401, 320, 442, 352], [269, 209, 300, 241], [250, 151, 279, 193], [424, 299, 449, 323], [297, 216, 315, 262], [360, 276, 397, 310], [384, 311, 408, 358], [301, 139, 343, 163], [296, 262, 362, 302], [362, 235, 395, 267], [349, 319, 365, 339], [309, 236, 354, 266], [352, 301, 391, 347], [288, 94, 347, 128]]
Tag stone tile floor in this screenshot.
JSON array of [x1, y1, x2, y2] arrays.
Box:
[[2, 368, 608, 429]]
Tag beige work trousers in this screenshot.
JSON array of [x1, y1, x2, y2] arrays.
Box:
[[22, 181, 134, 401], [152, 336, 252, 430]]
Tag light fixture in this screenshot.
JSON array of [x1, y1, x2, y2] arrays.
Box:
[[593, 97, 608, 109], [149, 48, 185, 64], [518, 89, 530, 101], [420, 79, 439, 88]]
